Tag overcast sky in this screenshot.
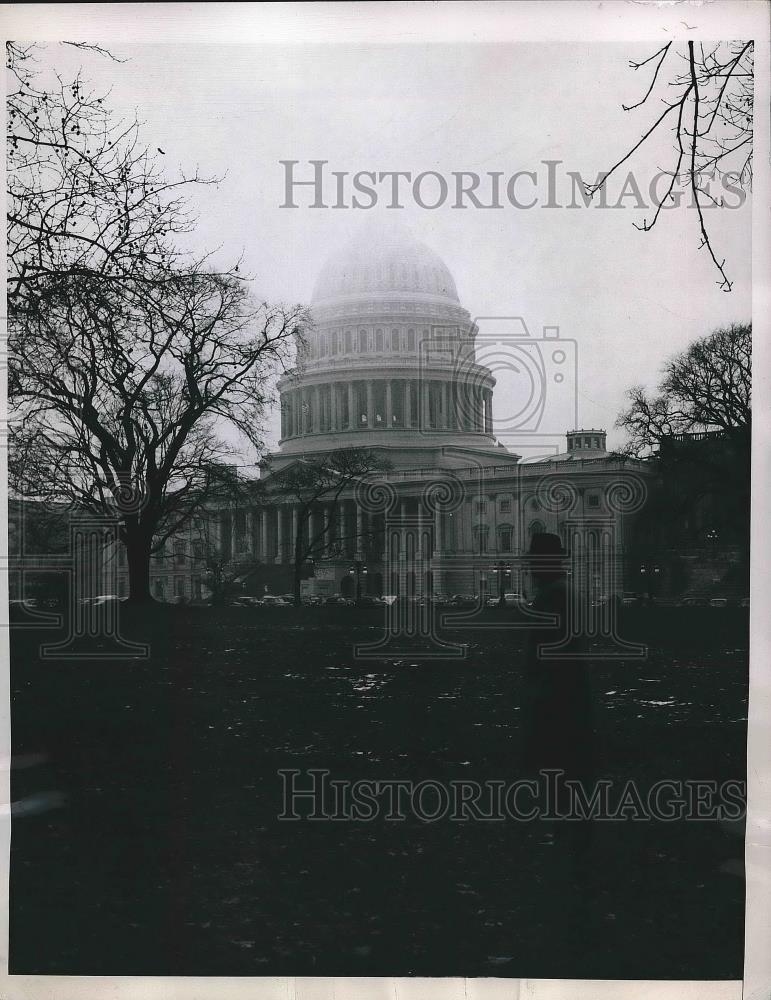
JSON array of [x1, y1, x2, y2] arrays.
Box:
[[40, 39, 752, 458]]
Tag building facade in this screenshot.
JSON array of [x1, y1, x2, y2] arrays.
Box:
[[108, 223, 652, 602]]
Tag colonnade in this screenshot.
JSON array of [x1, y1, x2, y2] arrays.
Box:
[[280, 378, 493, 439], [223, 497, 469, 565]]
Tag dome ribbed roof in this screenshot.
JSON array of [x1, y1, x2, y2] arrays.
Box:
[[312, 221, 459, 305]]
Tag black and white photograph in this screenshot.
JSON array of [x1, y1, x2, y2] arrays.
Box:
[[1, 3, 770, 997]]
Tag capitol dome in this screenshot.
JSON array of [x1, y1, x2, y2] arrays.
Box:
[[273, 219, 504, 465], [312, 221, 459, 305]]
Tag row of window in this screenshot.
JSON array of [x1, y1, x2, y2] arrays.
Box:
[[569, 434, 605, 450], [305, 326, 461, 359], [474, 494, 601, 515], [473, 525, 514, 553]]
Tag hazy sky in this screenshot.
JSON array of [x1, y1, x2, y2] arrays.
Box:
[[38, 40, 752, 457]]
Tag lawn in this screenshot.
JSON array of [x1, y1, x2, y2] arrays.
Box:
[[9, 604, 748, 979]]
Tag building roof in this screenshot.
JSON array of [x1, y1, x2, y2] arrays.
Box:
[[312, 220, 459, 305]]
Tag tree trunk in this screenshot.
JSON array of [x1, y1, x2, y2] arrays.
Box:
[[293, 531, 303, 607], [125, 533, 154, 604]]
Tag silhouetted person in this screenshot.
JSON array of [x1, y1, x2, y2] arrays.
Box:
[[521, 532, 595, 858]]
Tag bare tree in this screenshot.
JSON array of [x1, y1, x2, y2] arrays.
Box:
[[6, 41, 209, 316], [7, 41, 310, 601], [10, 270, 307, 602], [619, 323, 751, 559], [586, 41, 753, 291], [264, 450, 392, 606], [617, 322, 751, 456]]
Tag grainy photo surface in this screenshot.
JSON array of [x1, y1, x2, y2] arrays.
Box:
[[2, 3, 765, 991]]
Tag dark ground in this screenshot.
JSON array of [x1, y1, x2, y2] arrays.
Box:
[[9, 604, 748, 979]]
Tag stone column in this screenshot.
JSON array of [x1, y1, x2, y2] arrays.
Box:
[[260, 509, 268, 560], [366, 380, 374, 428], [331, 384, 338, 432], [405, 380, 412, 428], [340, 501, 348, 557], [230, 510, 238, 557], [422, 381, 431, 430], [247, 510, 255, 553], [348, 383, 356, 430], [323, 506, 331, 553], [484, 389, 493, 434], [461, 501, 473, 551], [313, 385, 321, 432], [292, 506, 299, 562], [385, 380, 393, 429], [441, 382, 449, 430], [434, 504, 441, 554], [356, 504, 364, 558], [275, 507, 284, 564]]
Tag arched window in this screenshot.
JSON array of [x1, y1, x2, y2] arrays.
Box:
[[528, 519, 546, 540], [375, 328, 384, 352], [345, 329, 353, 353], [407, 328, 416, 351], [391, 328, 400, 351], [499, 525, 513, 553], [358, 329, 368, 353]]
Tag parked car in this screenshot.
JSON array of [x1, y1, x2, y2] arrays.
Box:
[[80, 594, 126, 607], [231, 595, 263, 608], [503, 592, 528, 607], [357, 595, 384, 608], [680, 596, 709, 607], [323, 595, 354, 606], [447, 594, 477, 608], [708, 597, 729, 608], [621, 593, 640, 607], [381, 594, 398, 606], [260, 595, 291, 607]]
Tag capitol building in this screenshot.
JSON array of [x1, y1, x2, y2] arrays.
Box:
[[119, 223, 651, 604]]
